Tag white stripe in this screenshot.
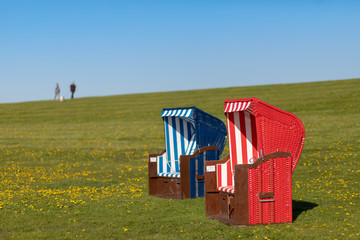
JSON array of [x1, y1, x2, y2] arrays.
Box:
[[226, 113, 234, 167], [238, 102, 244, 111], [242, 102, 250, 111], [220, 162, 227, 187], [185, 109, 192, 117], [183, 120, 189, 151], [179, 109, 185, 117], [185, 135, 196, 155], [224, 103, 230, 112], [234, 112, 243, 165], [234, 102, 241, 111], [231, 102, 235, 112], [233, 102, 238, 112], [168, 118, 176, 164], [229, 103, 234, 112], [163, 154, 167, 174], [238, 102, 243, 111], [191, 139, 196, 154], [245, 112, 253, 164], [232, 102, 237, 112], [191, 140, 196, 154], [157, 153, 168, 175], [228, 103, 232, 112]]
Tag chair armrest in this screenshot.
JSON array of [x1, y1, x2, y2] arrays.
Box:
[[185, 146, 219, 159], [180, 146, 219, 168], [249, 151, 291, 169], [205, 154, 230, 166], [180, 146, 219, 174], [149, 149, 166, 158], [233, 151, 291, 174]]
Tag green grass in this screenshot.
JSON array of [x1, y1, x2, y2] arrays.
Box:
[[0, 79, 359, 239]]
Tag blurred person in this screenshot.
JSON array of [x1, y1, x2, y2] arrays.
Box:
[[54, 83, 60, 100], [70, 81, 78, 99]]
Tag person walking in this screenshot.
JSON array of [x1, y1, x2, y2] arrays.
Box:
[[54, 83, 60, 100], [70, 81, 77, 99]]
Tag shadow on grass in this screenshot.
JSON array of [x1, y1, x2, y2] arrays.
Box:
[[293, 200, 318, 222]]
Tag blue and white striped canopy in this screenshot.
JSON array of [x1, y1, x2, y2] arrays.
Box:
[[160, 108, 193, 118], [160, 107, 227, 158]]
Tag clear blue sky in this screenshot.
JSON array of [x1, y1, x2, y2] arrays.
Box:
[[1, 0, 359, 103]]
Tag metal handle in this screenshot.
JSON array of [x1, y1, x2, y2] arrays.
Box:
[[258, 192, 275, 202]]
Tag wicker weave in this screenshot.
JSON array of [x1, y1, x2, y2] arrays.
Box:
[[226, 97, 305, 172], [205, 97, 305, 225]]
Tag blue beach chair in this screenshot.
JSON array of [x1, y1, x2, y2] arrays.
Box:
[[148, 107, 227, 199]]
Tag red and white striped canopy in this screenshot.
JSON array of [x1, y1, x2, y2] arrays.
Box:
[[224, 101, 252, 113]]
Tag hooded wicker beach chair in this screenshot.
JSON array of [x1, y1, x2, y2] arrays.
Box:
[[148, 107, 227, 199], [205, 97, 305, 225]]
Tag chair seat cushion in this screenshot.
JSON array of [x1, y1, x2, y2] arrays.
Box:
[[217, 185, 235, 194], [157, 172, 181, 178]]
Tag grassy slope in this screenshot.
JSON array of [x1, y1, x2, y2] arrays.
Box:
[[0, 79, 359, 239]]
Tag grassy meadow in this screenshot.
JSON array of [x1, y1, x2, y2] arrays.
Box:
[[0, 79, 359, 239]]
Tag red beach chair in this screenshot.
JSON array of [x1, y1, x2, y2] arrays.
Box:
[[205, 97, 305, 225]]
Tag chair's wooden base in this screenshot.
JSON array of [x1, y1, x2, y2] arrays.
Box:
[[205, 152, 294, 226], [148, 146, 219, 199], [206, 190, 293, 226], [149, 177, 183, 199], [148, 151, 191, 199], [206, 191, 239, 225]]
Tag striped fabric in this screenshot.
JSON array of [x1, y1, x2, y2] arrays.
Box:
[[224, 101, 252, 113], [217, 185, 235, 194], [217, 103, 259, 193], [161, 108, 193, 118], [157, 171, 181, 178], [157, 116, 196, 177]]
